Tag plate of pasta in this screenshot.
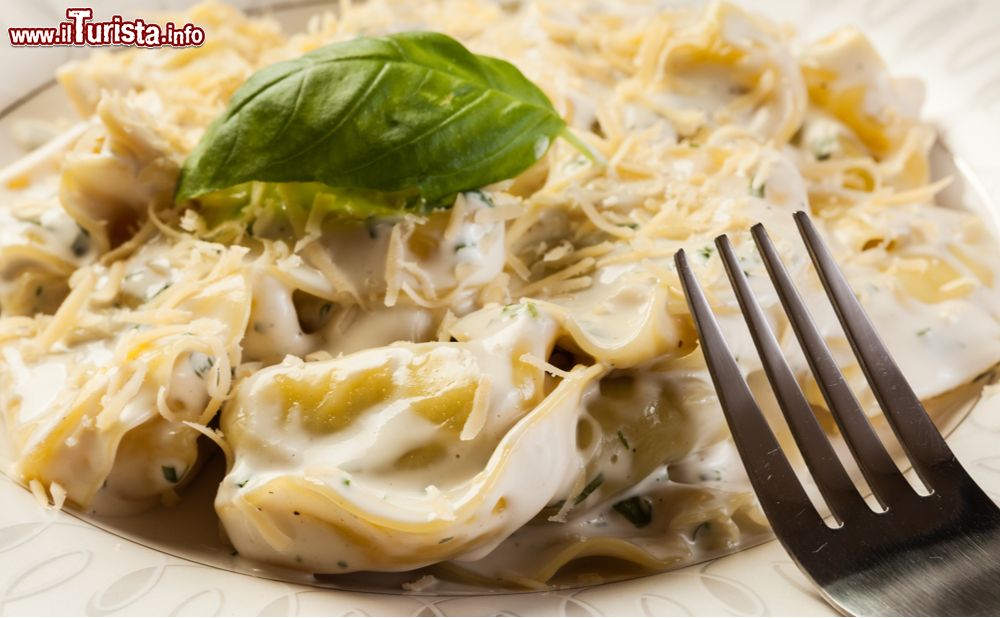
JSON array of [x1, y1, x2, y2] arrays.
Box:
[[3, 0, 1000, 614]]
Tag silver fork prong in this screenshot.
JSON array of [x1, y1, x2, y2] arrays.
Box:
[[715, 235, 869, 524], [674, 249, 826, 532], [751, 223, 914, 509], [792, 212, 962, 491]]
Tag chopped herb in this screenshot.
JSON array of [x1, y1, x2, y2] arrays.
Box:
[[454, 242, 467, 253], [917, 327, 931, 337], [71, 226, 90, 257], [319, 302, 333, 320], [699, 469, 722, 482], [145, 282, 172, 301], [689, 142, 701, 148], [616, 430, 630, 450], [337, 560, 349, 569], [574, 472, 605, 505], [123, 270, 144, 281], [190, 352, 215, 379], [236, 479, 249, 488], [562, 155, 590, 173], [812, 136, 837, 161], [619, 222, 639, 230], [693, 521, 712, 541], [252, 321, 267, 333], [698, 246, 714, 260], [438, 536, 454, 544], [162, 466, 179, 483], [469, 189, 495, 208], [612, 496, 653, 528], [503, 302, 540, 319], [749, 179, 765, 198], [343, 478, 351, 487]]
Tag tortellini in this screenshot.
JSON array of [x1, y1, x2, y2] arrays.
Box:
[[0, 0, 998, 591], [0, 124, 96, 316], [60, 91, 184, 252], [639, 2, 807, 144], [799, 28, 936, 191], [217, 307, 605, 572], [0, 237, 250, 510]]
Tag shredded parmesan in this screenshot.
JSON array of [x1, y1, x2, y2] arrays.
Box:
[[519, 352, 573, 379], [1, 0, 998, 590], [459, 375, 492, 441]]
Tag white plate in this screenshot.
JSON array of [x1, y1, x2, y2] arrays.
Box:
[[3, 0, 1000, 614]]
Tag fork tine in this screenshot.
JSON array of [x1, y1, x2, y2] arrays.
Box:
[[793, 212, 960, 489], [675, 249, 826, 531], [751, 223, 915, 509], [715, 235, 869, 523]]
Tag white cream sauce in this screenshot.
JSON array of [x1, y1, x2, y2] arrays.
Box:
[[0, 0, 998, 591]]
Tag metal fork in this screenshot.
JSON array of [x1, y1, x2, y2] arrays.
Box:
[[674, 211, 1000, 616]]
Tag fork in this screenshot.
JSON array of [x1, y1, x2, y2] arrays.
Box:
[[674, 211, 1000, 616]]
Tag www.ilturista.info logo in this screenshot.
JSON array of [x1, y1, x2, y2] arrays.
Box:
[[8, 8, 205, 48]]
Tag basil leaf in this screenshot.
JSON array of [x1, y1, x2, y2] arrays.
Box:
[[197, 182, 418, 229], [176, 31, 567, 206]]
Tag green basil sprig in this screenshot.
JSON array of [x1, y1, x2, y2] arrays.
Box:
[[176, 31, 581, 207]]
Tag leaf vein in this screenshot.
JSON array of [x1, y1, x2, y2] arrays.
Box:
[[265, 62, 392, 168], [268, 71, 308, 147], [334, 89, 493, 177], [419, 113, 553, 186]]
